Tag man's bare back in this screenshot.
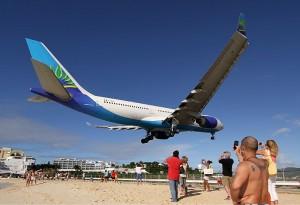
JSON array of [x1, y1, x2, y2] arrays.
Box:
[[244, 158, 268, 203], [231, 136, 269, 205]]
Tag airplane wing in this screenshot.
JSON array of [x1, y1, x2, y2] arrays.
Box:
[[167, 14, 249, 125], [87, 122, 142, 131]]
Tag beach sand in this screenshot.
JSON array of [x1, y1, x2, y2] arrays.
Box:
[[0, 178, 299, 205]]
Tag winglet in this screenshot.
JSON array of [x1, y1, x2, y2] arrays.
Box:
[[237, 13, 246, 36]]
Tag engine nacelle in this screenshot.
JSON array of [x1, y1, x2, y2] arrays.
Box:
[[196, 115, 218, 128]]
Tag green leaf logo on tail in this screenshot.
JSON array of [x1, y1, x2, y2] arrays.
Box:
[[50, 65, 78, 88]]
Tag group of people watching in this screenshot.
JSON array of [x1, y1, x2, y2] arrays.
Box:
[[165, 136, 279, 205], [101, 170, 118, 182], [25, 170, 37, 186]]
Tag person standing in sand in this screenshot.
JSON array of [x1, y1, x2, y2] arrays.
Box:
[[201, 159, 213, 192], [257, 139, 279, 205], [165, 150, 182, 202], [104, 170, 109, 182], [111, 170, 118, 183], [219, 151, 234, 200], [135, 163, 143, 185], [30, 170, 36, 185], [231, 136, 269, 205], [114, 170, 118, 183], [179, 156, 189, 196], [25, 170, 32, 187]]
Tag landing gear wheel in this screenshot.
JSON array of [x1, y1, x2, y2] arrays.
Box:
[[141, 138, 149, 144], [141, 134, 153, 144], [211, 136, 215, 140]]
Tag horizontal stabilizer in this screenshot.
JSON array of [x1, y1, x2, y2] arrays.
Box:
[[86, 122, 142, 131], [31, 59, 71, 101], [27, 95, 50, 103]]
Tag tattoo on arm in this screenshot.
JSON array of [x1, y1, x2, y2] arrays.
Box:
[[251, 165, 256, 172]]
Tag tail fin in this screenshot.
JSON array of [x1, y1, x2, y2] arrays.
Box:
[[26, 38, 90, 100], [237, 13, 246, 36]]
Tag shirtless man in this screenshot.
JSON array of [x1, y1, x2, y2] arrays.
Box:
[[231, 136, 269, 205]]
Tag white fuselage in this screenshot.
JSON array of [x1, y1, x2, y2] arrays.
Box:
[[91, 95, 175, 122]]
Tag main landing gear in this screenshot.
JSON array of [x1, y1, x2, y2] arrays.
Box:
[[141, 132, 153, 144], [141, 131, 172, 144]]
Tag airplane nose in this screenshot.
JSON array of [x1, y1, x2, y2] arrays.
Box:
[[216, 119, 224, 130]]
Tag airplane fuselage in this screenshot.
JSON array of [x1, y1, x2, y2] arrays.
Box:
[[31, 87, 223, 134]]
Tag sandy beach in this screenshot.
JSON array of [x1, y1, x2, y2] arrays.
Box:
[[0, 178, 299, 205]]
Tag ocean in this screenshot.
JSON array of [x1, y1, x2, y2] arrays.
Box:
[[0, 182, 11, 189]]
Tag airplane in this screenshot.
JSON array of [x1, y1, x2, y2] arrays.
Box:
[[26, 14, 248, 144]]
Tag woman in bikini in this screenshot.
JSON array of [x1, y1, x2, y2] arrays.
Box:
[[257, 139, 279, 205]]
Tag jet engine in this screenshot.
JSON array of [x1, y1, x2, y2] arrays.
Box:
[[195, 115, 218, 128]]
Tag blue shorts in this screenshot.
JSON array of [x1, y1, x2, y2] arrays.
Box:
[[136, 173, 143, 180]]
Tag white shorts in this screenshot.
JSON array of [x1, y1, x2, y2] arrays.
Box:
[[268, 176, 278, 201], [203, 176, 209, 180]]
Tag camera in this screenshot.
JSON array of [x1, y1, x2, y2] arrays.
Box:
[[233, 140, 239, 150]]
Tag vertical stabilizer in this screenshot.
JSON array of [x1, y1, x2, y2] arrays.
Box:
[[26, 38, 91, 97]]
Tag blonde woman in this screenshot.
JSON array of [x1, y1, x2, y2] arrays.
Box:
[[257, 140, 279, 205], [179, 156, 189, 196]]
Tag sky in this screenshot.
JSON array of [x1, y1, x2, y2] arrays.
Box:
[[0, 0, 300, 170]]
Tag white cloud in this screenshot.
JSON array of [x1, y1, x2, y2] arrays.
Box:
[[273, 127, 291, 136], [272, 113, 289, 121], [293, 119, 300, 127], [272, 113, 300, 128]]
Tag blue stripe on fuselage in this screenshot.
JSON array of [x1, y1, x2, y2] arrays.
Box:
[[30, 88, 218, 133]]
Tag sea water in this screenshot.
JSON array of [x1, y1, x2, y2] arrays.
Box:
[[0, 182, 10, 189]]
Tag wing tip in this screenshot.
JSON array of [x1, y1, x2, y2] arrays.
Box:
[[237, 13, 247, 36]]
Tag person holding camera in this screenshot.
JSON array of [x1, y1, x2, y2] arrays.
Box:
[[231, 136, 269, 205], [201, 159, 213, 192], [257, 140, 279, 205], [219, 151, 234, 200]]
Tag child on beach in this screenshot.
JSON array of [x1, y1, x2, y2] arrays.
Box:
[[111, 170, 118, 183]]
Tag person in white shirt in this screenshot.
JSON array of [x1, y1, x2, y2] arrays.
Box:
[[135, 163, 143, 184]]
